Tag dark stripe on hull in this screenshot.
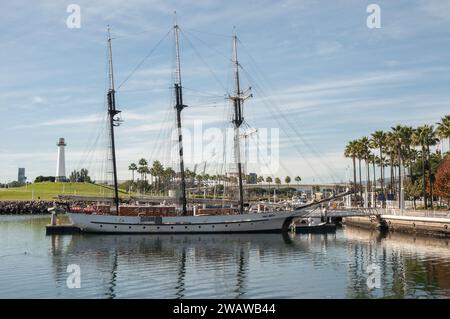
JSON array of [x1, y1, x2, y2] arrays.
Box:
[[89, 218, 270, 226], [82, 229, 283, 234]]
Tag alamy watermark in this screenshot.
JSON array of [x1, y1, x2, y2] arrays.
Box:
[[367, 4, 381, 29], [66, 264, 81, 289], [366, 263, 381, 290], [168, 121, 280, 174], [66, 4, 81, 29]]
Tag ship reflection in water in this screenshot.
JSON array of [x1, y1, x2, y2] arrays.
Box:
[[0, 216, 449, 298]]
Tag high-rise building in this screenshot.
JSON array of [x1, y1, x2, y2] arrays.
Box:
[[18, 168, 26, 184], [55, 138, 67, 182]]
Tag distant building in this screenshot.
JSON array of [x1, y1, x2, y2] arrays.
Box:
[[18, 168, 26, 184], [55, 138, 67, 182], [247, 172, 257, 184]]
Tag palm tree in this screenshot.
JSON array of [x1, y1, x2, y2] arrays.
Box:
[[150, 160, 164, 193], [401, 126, 414, 181], [137, 166, 145, 181], [358, 137, 371, 207], [369, 154, 377, 203], [412, 125, 438, 209], [436, 115, 450, 151], [370, 130, 387, 203], [295, 176, 301, 185], [274, 177, 281, 186], [143, 166, 150, 182], [344, 140, 359, 204], [285, 176, 291, 186], [391, 125, 409, 208], [413, 127, 427, 208], [138, 158, 148, 180], [424, 126, 438, 208], [128, 163, 137, 182], [385, 132, 396, 196], [284, 176, 291, 196], [274, 177, 281, 200], [185, 169, 195, 187], [409, 148, 419, 176], [354, 140, 364, 200], [203, 174, 210, 185], [164, 167, 176, 190], [266, 176, 273, 195], [257, 176, 264, 184], [196, 174, 203, 192]]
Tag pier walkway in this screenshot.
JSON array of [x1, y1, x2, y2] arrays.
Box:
[[306, 207, 381, 218]]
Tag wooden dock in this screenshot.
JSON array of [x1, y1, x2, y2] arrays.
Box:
[[45, 224, 81, 235]]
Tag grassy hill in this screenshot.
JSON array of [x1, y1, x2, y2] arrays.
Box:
[[0, 182, 127, 201]]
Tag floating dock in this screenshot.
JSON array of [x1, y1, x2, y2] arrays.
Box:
[[295, 223, 337, 233], [45, 224, 81, 235]]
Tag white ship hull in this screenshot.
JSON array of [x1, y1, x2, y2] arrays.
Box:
[[68, 211, 304, 234]]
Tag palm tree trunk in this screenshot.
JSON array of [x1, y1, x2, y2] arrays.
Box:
[[379, 147, 384, 195], [422, 146, 427, 209], [398, 148, 402, 209], [358, 159, 362, 203], [427, 144, 433, 209], [372, 160, 376, 206], [352, 156, 357, 205], [408, 162, 413, 181], [390, 153, 394, 196], [366, 159, 370, 207]]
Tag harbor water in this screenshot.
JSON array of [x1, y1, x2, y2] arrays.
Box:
[[0, 215, 449, 298]]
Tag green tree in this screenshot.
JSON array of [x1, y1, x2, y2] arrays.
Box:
[[391, 125, 413, 208], [412, 125, 438, 208], [164, 167, 176, 191], [69, 169, 91, 183], [149, 160, 164, 192], [405, 179, 422, 210], [370, 130, 387, 199], [436, 115, 450, 151], [128, 163, 137, 182], [138, 158, 148, 181], [265, 176, 273, 194], [354, 139, 365, 199], [275, 177, 281, 188], [358, 137, 371, 206], [285, 176, 291, 186], [434, 156, 450, 207], [344, 140, 359, 203]]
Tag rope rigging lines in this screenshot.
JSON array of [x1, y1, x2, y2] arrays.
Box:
[[117, 28, 172, 91], [79, 23, 341, 186]]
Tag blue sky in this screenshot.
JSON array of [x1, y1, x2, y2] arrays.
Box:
[[1, 0, 450, 183]]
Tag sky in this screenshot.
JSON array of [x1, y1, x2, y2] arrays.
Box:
[[1, 0, 450, 184]]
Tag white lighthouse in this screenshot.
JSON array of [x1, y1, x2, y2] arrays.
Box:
[[55, 138, 67, 182]]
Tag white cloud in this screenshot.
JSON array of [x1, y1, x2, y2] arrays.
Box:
[[32, 96, 45, 104]]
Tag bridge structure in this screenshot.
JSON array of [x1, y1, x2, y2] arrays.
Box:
[[303, 207, 381, 218], [186, 183, 349, 192]]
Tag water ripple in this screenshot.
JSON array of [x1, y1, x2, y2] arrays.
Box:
[[0, 216, 449, 298]]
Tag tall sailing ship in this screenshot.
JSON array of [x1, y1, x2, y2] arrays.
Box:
[[66, 23, 346, 233]]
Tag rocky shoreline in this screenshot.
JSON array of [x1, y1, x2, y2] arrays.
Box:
[[0, 201, 56, 215]]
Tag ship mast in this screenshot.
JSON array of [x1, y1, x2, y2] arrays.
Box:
[[230, 32, 251, 214], [174, 21, 188, 216], [107, 26, 121, 213]]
